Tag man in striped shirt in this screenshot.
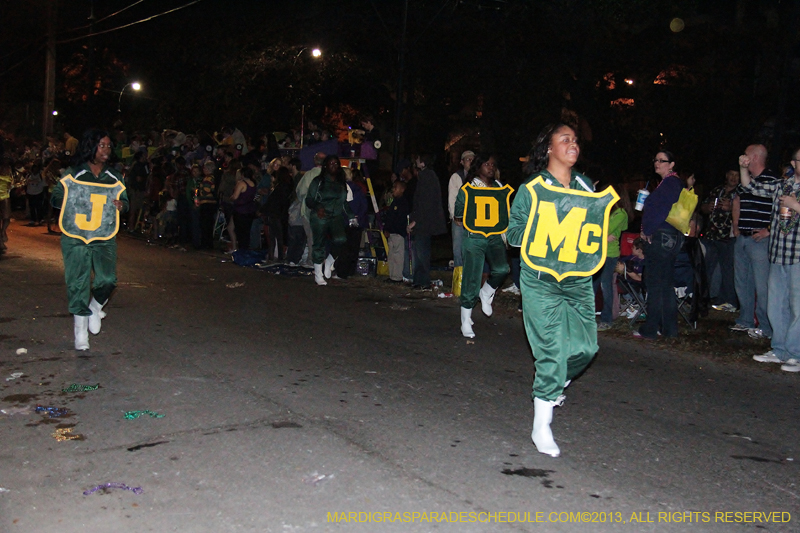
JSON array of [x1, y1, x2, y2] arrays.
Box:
[[739, 146, 800, 373], [731, 144, 777, 339]]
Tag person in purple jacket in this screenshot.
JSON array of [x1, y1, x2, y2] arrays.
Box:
[[635, 150, 684, 339]]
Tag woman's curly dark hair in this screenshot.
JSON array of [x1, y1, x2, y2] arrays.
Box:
[[465, 153, 495, 184], [524, 123, 575, 176], [74, 129, 111, 166]]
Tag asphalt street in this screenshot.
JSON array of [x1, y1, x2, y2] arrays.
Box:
[[1, 221, 798, 532]]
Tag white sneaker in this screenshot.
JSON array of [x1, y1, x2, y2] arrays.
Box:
[[747, 328, 769, 340], [753, 350, 781, 363], [781, 358, 800, 372], [730, 323, 750, 332], [501, 284, 520, 295]]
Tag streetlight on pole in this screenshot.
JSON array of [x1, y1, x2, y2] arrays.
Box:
[[289, 47, 323, 148], [118, 82, 142, 113]]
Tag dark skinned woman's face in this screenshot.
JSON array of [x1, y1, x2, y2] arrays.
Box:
[[326, 158, 340, 175]]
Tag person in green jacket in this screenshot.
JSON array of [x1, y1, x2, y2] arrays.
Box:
[[506, 123, 599, 458], [594, 187, 628, 330], [454, 154, 510, 338], [305, 155, 354, 285], [50, 130, 129, 350]]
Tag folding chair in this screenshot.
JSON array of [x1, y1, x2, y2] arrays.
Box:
[[617, 232, 646, 325], [675, 287, 696, 329], [213, 206, 227, 241], [616, 265, 647, 325]]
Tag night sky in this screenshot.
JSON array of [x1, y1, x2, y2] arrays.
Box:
[[2, 0, 799, 187]]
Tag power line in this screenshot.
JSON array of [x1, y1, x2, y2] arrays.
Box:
[[60, 0, 150, 35], [56, 0, 205, 45], [0, 44, 46, 78]]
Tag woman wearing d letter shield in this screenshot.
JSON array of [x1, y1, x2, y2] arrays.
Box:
[[51, 129, 128, 351], [507, 123, 618, 457]]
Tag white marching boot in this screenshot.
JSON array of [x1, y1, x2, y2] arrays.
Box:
[[324, 254, 335, 279], [479, 283, 496, 317], [532, 397, 560, 457], [88, 298, 107, 335], [314, 263, 327, 286], [460, 307, 475, 338], [74, 315, 90, 351]]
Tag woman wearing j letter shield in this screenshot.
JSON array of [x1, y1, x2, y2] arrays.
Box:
[[50, 129, 128, 351], [507, 123, 603, 458]]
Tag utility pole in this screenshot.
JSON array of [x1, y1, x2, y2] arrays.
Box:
[[42, 0, 57, 141], [392, 0, 409, 172]]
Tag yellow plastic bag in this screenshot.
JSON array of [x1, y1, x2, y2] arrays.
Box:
[[377, 260, 389, 277], [665, 188, 698, 235], [452, 266, 463, 297]]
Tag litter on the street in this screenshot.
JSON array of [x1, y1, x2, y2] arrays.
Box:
[[0, 406, 32, 416], [83, 482, 143, 496], [5, 372, 24, 381], [52, 427, 84, 441], [303, 472, 333, 485], [15, 348, 27, 355], [35, 406, 70, 418], [61, 383, 100, 393], [123, 410, 165, 419]]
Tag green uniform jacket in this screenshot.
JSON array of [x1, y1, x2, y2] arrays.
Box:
[[305, 175, 354, 219], [507, 169, 594, 280], [51, 163, 129, 213]]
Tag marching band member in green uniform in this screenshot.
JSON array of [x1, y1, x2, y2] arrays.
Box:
[[51, 130, 128, 350], [454, 154, 512, 338], [507, 123, 617, 457], [305, 155, 354, 285]]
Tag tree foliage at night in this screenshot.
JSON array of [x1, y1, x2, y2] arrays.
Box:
[[2, 0, 799, 185]]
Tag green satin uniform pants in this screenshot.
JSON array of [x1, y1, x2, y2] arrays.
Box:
[[61, 236, 117, 316], [310, 213, 347, 265], [521, 269, 597, 402], [460, 233, 509, 309]]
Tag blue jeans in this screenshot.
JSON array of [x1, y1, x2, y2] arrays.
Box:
[[639, 227, 684, 338], [593, 255, 618, 324], [767, 263, 800, 361], [734, 235, 771, 335], [413, 233, 432, 286], [250, 217, 264, 250], [452, 222, 464, 267], [286, 224, 306, 263], [702, 238, 737, 307]]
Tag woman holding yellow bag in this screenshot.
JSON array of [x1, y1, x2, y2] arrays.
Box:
[[636, 150, 685, 339]]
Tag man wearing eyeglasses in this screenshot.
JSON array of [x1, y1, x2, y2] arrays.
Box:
[[732, 144, 778, 340]]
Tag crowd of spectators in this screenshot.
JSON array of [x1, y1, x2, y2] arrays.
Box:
[[1, 126, 798, 372]]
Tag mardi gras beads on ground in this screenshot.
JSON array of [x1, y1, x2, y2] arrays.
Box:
[[123, 410, 165, 420], [61, 383, 100, 393], [83, 482, 143, 496]]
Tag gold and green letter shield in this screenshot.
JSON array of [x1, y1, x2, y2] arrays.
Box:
[[58, 175, 125, 244], [462, 183, 514, 237], [520, 177, 619, 281]]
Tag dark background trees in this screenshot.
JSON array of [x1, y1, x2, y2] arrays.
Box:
[[2, 0, 799, 187]]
